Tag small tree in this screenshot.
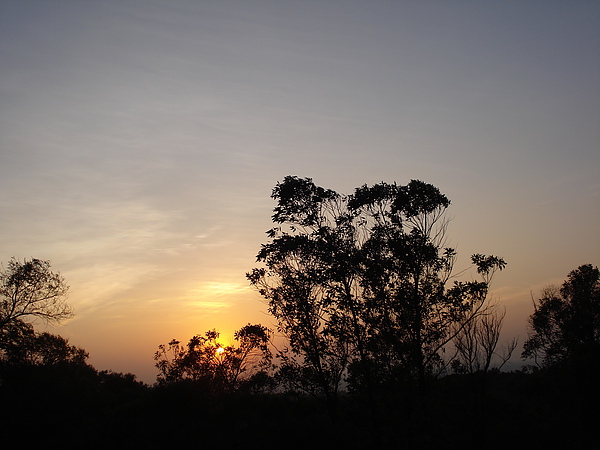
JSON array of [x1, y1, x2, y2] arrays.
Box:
[[522, 264, 600, 368], [154, 324, 271, 392], [0, 258, 72, 332], [452, 303, 517, 374]]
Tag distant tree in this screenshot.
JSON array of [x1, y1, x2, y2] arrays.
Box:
[[229, 324, 273, 391], [0, 320, 33, 363], [248, 176, 506, 404], [0, 324, 88, 367], [0, 323, 93, 392], [522, 264, 600, 368], [452, 303, 517, 375], [0, 258, 72, 334], [154, 324, 271, 392], [97, 370, 148, 397]]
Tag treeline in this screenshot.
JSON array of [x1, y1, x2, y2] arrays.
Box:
[[1, 177, 598, 448]]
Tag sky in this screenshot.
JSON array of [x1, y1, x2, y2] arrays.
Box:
[[1, 0, 598, 384]]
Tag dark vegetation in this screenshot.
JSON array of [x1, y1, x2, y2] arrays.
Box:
[[1, 178, 598, 448]]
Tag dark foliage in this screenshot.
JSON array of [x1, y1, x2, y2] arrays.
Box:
[[247, 176, 506, 414], [523, 264, 600, 372], [1, 365, 595, 449], [154, 324, 272, 393]]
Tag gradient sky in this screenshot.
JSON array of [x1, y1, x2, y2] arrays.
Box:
[[1, 0, 598, 383]]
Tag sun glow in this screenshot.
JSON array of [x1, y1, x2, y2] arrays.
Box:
[[203, 281, 247, 296], [216, 346, 225, 355]]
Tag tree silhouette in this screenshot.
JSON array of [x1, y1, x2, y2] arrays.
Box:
[[0, 258, 72, 332], [247, 177, 351, 413], [522, 264, 600, 368], [1, 257, 74, 374], [452, 302, 517, 375], [248, 176, 506, 406], [154, 324, 271, 392], [0, 323, 88, 367]]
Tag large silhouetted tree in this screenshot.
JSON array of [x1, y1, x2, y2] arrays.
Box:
[[248, 176, 505, 404], [522, 264, 600, 368]]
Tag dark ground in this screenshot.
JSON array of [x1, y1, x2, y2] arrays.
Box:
[[1, 366, 596, 449]]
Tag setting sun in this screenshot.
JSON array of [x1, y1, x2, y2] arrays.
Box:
[[216, 346, 225, 355]]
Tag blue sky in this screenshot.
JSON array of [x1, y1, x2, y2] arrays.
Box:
[[1, 0, 598, 383]]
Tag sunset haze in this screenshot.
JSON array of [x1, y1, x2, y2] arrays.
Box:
[[1, 0, 598, 383]]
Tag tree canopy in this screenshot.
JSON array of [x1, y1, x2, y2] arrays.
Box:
[[522, 264, 600, 368], [248, 176, 506, 408]]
